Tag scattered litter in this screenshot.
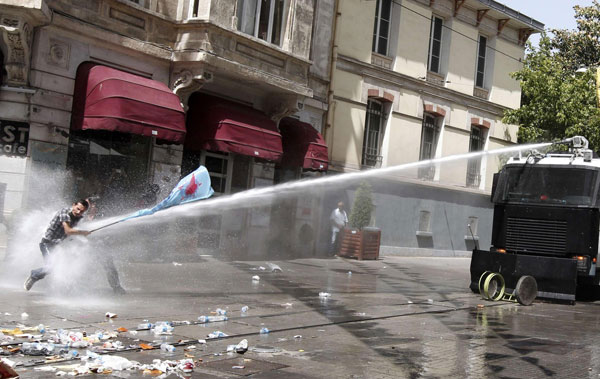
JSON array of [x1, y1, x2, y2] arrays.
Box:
[[139, 343, 155, 350], [105, 312, 117, 318], [348, 271, 352, 275], [259, 327, 269, 334], [354, 312, 366, 317], [294, 335, 302, 339], [215, 308, 227, 316], [282, 303, 293, 308], [172, 262, 182, 266], [232, 365, 245, 369], [278, 338, 287, 342], [252, 275, 260, 281], [3, 313, 10, 316], [477, 304, 485, 309], [266, 262, 282, 272], [235, 339, 248, 354], [207, 331, 228, 339], [299, 349, 304, 352], [137, 322, 153, 330], [319, 292, 331, 298], [160, 343, 176, 353], [56, 371, 67, 376], [185, 345, 197, 350], [180, 360, 194, 373], [408, 300, 414, 304], [34, 365, 57, 372], [129, 331, 138, 336], [38, 324, 46, 334], [241, 306, 249, 313], [117, 327, 128, 332], [21, 312, 29, 320], [427, 299, 434, 304], [152, 322, 174, 335], [198, 315, 228, 323], [197, 339, 206, 344]]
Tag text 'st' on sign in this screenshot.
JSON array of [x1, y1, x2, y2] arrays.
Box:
[[0, 120, 29, 157]]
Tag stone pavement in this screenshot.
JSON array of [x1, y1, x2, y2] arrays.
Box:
[[1, 255, 599, 378]]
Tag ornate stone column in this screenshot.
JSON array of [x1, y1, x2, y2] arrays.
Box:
[[0, 15, 33, 86]]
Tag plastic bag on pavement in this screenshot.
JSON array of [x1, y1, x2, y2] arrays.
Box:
[[266, 262, 282, 272]]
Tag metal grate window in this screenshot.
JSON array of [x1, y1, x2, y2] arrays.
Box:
[[362, 100, 385, 168], [428, 16, 443, 73], [475, 36, 487, 88], [372, 0, 392, 56], [466, 126, 484, 187], [418, 114, 439, 179]]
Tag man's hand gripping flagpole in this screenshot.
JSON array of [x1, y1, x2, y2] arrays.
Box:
[[88, 166, 215, 233]]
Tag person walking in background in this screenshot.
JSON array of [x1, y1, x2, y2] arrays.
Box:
[[329, 201, 348, 256]]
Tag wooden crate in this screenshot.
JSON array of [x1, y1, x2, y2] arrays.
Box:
[[338, 227, 381, 260]]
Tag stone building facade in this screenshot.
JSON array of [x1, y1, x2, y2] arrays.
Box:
[[0, 0, 334, 258]]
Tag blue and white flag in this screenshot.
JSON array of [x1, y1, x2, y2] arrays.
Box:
[[123, 165, 214, 220]]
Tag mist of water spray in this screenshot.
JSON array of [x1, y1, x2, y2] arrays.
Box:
[[88, 141, 552, 230], [1, 141, 551, 297]]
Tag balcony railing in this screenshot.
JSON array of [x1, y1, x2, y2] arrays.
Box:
[[466, 159, 481, 188], [418, 165, 436, 181], [362, 153, 383, 168], [371, 53, 393, 70], [473, 86, 489, 100]]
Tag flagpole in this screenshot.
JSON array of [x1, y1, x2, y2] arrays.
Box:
[[88, 220, 123, 233]]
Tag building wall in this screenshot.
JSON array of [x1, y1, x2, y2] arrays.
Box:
[[327, 0, 541, 255]]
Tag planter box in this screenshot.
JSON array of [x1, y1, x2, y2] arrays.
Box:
[[338, 227, 381, 260]]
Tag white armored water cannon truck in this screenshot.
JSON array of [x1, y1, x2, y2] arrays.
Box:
[[470, 136, 600, 304]]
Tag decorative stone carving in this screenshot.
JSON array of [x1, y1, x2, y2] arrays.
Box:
[[47, 39, 71, 69], [172, 69, 211, 111], [266, 94, 301, 123], [0, 16, 32, 86]]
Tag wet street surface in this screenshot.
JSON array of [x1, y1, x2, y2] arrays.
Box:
[[1, 255, 600, 378]]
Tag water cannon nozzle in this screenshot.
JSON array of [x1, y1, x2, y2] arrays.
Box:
[[559, 136, 589, 149]]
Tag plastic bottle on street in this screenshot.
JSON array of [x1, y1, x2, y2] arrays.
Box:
[[259, 327, 269, 334], [160, 343, 176, 352], [198, 315, 208, 323], [241, 306, 249, 313], [215, 308, 227, 316], [207, 315, 228, 322], [37, 324, 45, 334], [137, 323, 154, 330]]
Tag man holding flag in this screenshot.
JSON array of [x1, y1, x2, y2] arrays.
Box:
[[24, 166, 214, 293]]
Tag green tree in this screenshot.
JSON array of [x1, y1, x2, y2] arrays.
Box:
[[349, 181, 374, 229], [503, 1, 600, 150]]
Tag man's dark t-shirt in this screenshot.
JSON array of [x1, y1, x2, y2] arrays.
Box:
[[42, 208, 83, 244]]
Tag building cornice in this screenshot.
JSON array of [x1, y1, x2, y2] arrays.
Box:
[[336, 53, 513, 117]]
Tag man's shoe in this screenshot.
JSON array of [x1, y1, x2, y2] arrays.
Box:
[[113, 286, 127, 295], [24, 275, 36, 291]]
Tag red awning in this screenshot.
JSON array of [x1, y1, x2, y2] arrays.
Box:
[[71, 63, 186, 143], [185, 93, 282, 162], [279, 117, 328, 171]]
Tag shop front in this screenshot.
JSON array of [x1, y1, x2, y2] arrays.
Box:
[[67, 63, 186, 217], [183, 92, 283, 258]]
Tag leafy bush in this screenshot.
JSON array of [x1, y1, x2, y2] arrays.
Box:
[[349, 181, 374, 229]]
